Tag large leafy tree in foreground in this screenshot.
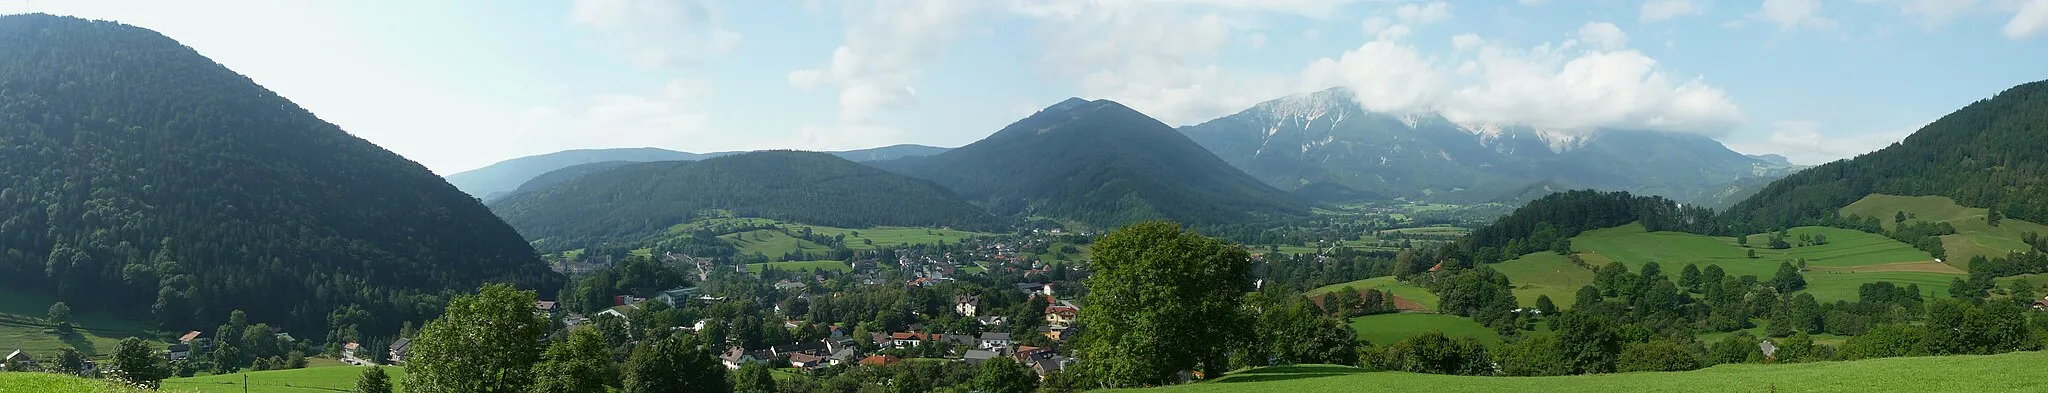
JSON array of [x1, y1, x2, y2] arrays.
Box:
[[1078, 221, 1254, 387], [404, 284, 549, 393]]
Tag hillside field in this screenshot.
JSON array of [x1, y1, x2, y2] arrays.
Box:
[[0, 288, 155, 359], [1345, 313, 1502, 347], [1490, 252, 1593, 309], [0, 372, 160, 393], [1565, 223, 1959, 303], [807, 226, 989, 251], [1841, 194, 2048, 267], [164, 365, 408, 393], [747, 260, 853, 273], [1308, 276, 1439, 311], [1103, 351, 2048, 393]]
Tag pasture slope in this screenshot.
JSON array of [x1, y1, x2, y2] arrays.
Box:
[[1345, 313, 1502, 347], [747, 260, 853, 273], [1538, 223, 1959, 303], [1308, 276, 1438, 311], [1841, 194, 2048, 267], [1103, 351, 2048, 393], [0, 288, 154, 359], [162, 365, 409, 393], [0, 372, 157, 393]]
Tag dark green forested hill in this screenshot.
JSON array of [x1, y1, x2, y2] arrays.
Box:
[[1723, 79, 2048, 229], [490, 151, 1006, 252], [504, 160, 641, 198], [874, 98, 1309, 228], [0, 15, 560, 334]]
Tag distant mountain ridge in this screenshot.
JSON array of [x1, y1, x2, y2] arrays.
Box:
[[490, 151, 1003, 252], [874, 98, 1309, 228], [1178, 87, 1802, 205], [449, 145, 953, 201]]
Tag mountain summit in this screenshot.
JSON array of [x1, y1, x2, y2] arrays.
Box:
[[1180, 87, 1799, 204], [875, 98, 1308, 228]]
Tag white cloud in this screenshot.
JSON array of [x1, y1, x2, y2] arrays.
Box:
[[1578, 22, 1629, 51], [1103, 0, 1372, 16], [1300, 22, 1743, 135], [1394, 1, 1453, 26], [1749, 0, 1835, 31], [1451, 34, 1485, 51], [570, 0, 740, 68], [1726, 121, 1916, 165], [1901, 0, 1979, 27], [1021, 0, 1296, 125], [790, 0, 983, 123], [1245, 32, 1270, 49], [1362, 16, 1392, 35], [1518, 0, 1548, 5], [1302, 39, 1445, 114], [2009, 0, 2048, 39], [1640, 0, 1700, 22]]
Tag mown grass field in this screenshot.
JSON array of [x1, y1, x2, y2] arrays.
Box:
[[719, 229, 835, 259], [747, 260, 852, 273], [1102, 351, 2048, 393], [807, 226, 990, 251], [0, 372, 164, 393], [1491, 252, 1594, 309], [1565, 223, 1958, 303], [1345, 313, 1502, 347], [1841, 194, 2048, 267], [164, 365, 407, 393], [1308, 276, 1439, 311], [0, 288, 155, 359]]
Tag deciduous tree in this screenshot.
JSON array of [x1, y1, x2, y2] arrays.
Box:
[[1078, 221, 1253, 387]]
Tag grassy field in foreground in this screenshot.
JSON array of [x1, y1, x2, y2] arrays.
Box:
[[165, 365, 407, 393], [1491, 252, 1594, 310], [1566, 223, 1959, 303], [1308, 276, 1439, 311], [748, 260, 852, 273], [1103, 351, 2048, 393], [1346, 313, 1502, 347], [0, 372, 164, 393], [0, 287, 156, 359], [1841, 194, 2048, 268]]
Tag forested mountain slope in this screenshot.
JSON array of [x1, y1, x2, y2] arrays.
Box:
[[0, 14, 559, 334], [490, 151, 1004, 253], [874, 98, 1308, 228], [1724, 79, 2048, 229]]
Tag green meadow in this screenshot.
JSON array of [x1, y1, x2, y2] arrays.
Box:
[[1562, 223, 1958, 303], [807, 226, 990, 251], [1102, 351, 2048, 393], [719, 229, 836, 259], [1841, 194, 2048, 267], [1346, 312, 1502, 347], [1309, 276, 1439, 311], [747, 260, 853, 273], [0, 287, 155, 360], [1491, 252, 1594, 309], [164, 365, 408, 393]]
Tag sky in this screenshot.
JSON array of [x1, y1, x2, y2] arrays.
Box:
[[7, 0, 2047, 174]]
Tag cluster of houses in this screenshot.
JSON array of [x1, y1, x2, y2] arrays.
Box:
[[161, 328, 298, 361]]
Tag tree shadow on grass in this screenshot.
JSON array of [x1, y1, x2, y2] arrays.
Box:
[[1217, 365, 1371, 384], [57, 331, 98, 356]]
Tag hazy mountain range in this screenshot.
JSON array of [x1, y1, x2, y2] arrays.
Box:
[[1178, 87, 1806, 206], [447, 144, 952, 202]]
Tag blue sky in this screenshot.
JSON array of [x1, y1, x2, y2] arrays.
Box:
[[9, 0, 2047, 174]]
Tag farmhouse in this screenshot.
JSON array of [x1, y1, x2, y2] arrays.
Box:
[[2, 350, 33, 371], [388, 338, 413, 364], [954, 294, 980, 317], [722, 347, 760, 370], [964, 349, 999, 366], [979, 332, 1011, 350], [788, 352, 829, 370], [1045, 301, 1080, 329], [859, 355, 901, 366], [166, 343, 191, 361]]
